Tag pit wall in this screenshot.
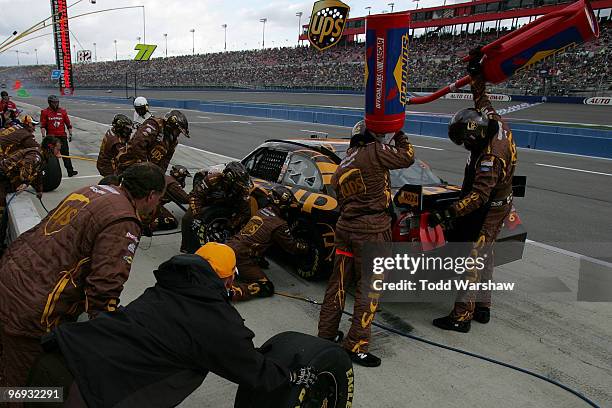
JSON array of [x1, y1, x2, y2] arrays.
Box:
[[65, 94, 612, 159]]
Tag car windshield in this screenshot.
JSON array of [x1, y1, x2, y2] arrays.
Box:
[[333, 145, 442, 187]]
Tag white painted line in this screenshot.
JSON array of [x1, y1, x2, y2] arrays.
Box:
[[526, 240, 612, 269], [414, 145, 444, 151], [177, 144, 236, 161], [198, 116, 211, 119], [87, 153, 99, 156], [535, 163, 612, 177], [61, 174, 101, 180], [301, 130, 329, 135]]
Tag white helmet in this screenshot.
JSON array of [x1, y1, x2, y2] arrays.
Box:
[[133, 96, 148, 108]]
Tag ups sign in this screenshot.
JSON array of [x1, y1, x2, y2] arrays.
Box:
[[308, 0, 350, 51]]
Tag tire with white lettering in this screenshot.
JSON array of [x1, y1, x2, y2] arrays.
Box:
[[291, 219, 332, 281], [234, 331, 354, 408], [41, 155, 62, 192]]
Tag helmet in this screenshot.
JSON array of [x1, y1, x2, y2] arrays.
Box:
[[134, 96, 149, 117], [1, 91, 8, 98], [48, 95, 59, 109], [133, 96, 148, 108], [448, 108, 489, 150], [18, 114, 37, 129], [111, 114, 133, 138], [269, 185, 299, 211], [350, 119, 379, 147], [223, 161, 251, 193], [163, 110, 189, 138], [170, 164, 192, 188]]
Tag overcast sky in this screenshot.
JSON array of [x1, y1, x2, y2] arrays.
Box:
[[0, 0, 449, 66]]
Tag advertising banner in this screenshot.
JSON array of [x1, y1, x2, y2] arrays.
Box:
[[50, 0, 74, 95]]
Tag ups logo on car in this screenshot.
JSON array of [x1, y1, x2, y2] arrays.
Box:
[[308, 0, 350, 51]]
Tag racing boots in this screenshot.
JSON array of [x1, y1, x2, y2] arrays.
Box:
[[473, 306, 490, 324], [432, 315, 471, 333], [68, 170, 78, 177], [347, 351, 381, 368]]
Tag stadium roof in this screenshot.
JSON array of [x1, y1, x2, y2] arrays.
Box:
[[299, 0, 612, 39]]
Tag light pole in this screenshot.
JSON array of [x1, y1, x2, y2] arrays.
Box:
[[114, 39, 117, 61], [190, 29, 195, 55], [163, 33, 167, 57], [13, 50, 28, 66], [93, 42, 97, 62], [296, 12, 303, 45], [34, 48, 39, 65], [222, 24, 227, 51], [260, 18, 267, 49], [140, 5, 146, 43], [415, 0, 420, 9], [388, 2, 395, 12], [365, 6, 372, 15]]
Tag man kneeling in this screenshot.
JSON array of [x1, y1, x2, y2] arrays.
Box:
[[28, 243, 315, 407]]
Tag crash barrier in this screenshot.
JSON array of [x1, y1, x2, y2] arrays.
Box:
[[7, 193, 42, 243], [66, 95, 612, 158], [234, 331, 354, 408]]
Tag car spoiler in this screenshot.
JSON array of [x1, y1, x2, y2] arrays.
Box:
[[394, 176, 527, 211]]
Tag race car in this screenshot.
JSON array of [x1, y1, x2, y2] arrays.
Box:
[[200, 137, 527, 280]]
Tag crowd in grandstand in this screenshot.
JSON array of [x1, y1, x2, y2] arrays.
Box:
[[2, 21, 610, 95]]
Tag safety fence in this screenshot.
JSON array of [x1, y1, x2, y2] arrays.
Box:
[[67, 95, 612, 159]]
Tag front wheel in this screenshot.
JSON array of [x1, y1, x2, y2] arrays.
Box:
[[291, 219, 334, 281]]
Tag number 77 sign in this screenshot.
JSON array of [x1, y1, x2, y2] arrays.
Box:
[[134, 44, 157, 61]]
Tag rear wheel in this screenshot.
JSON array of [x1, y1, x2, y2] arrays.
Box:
[[234, 331, 354, 408]]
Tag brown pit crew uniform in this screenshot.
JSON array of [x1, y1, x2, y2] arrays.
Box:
[[181, 169, 251, 253], [0, 125, 39, 156], [115, 117, 177, 173], [96, 128, 128, 177], [226, 207, 308, 301], [318, 133, 415, 353], [0, 147, 44, 246], [449, 76, 517, 322], [151, 175, 189, 231], [0, 184, 142, 388]]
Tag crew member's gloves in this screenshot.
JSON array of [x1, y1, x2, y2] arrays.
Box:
[[467, 46, 484, 77], [36, 191, 43, 199], [16, 184, 28, 193], [296, 239, 310, 253], [191, 218, 202, 231], [428, 209, 454, 229], [68, 132, 73, 142], [289, 366, 317, 389]]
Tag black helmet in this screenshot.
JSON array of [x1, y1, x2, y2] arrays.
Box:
[[269, 185, 299, 211], [350, 119, 379, 147], [1, 91, 8, 98], [164, 110, 189, 138], [48, 95, 59, 110], [448, 108, 489, 150], [223, 161, 251, 193], [170, 164, 192, 188], [111, 114, 133, 138]]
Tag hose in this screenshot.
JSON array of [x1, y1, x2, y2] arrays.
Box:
[[275, 291, 601, 408]]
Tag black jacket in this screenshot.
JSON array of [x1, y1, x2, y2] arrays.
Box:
[[53, 254, 290, 408]]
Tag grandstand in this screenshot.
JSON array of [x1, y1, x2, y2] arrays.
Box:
[[1, 2, 610, 96]]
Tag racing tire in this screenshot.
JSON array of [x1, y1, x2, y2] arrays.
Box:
[[234, 331, 354, 408], [292, 219, 331, 281], [195, 206, 235, 246], [41, 155, 62, 192]]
